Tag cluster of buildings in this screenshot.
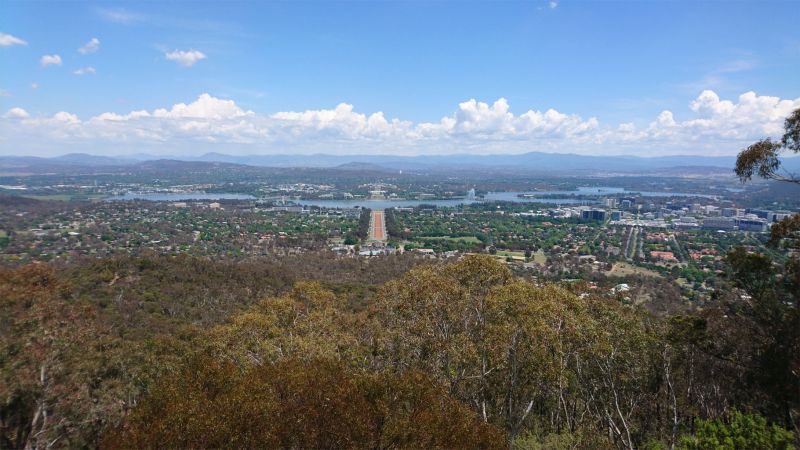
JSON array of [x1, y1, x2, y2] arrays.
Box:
[[674, 206, 792, 232], [597, 200, 794, 233], [260, 204, 363, 218], [696, 207, 792, 231]]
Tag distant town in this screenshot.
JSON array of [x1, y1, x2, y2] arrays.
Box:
[[2, 158, 796, 311]]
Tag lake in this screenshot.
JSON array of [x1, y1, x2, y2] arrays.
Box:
[[107, 193, 256, 201], [297, 188, 713, 208], [491, 187, 717, 199], [106, 186, 713, 206], [296, 192, 601, 208]]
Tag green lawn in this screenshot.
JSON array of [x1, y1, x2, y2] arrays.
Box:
[[491, 249, 546, 263], [493, 250, 527, 261], [608, 262, 663, 278]]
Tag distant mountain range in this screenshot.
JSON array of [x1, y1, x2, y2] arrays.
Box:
[[1, 151, 799, 175], [0, 153, 137, 169], [174, 152, 753, 172]]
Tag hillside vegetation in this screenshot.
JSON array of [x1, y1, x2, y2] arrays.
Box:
[[1, 252, 797, 449]]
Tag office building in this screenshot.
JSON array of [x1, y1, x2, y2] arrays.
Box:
[[736, 218, 768, 232], [702, 217, 736, 230], [581, 209, 607, 221]]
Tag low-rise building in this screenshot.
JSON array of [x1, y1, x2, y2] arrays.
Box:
[[702, 217, 737, 230], [737, 218, 768, 232], [650, 251, 677, 261]]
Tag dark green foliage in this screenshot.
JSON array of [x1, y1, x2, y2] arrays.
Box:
[[735, 139, 783, 182], [384, 207, 401, 239], [782, 108, 800, 153], [725, 247, 777, 302], [770, 214, 800, 249], [356, 207, 371, 239]]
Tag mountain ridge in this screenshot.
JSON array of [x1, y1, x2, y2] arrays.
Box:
[[2, 151, 798, 174]]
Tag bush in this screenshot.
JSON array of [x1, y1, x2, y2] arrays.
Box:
[[103, 357, 505, 449], [679, 410, 794, 450]]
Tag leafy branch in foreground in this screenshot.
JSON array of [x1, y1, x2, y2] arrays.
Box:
[[735, 108, 800, 251], [735, 108, 800, 184]]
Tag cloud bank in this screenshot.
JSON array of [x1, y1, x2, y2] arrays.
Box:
[[1, 90, 798, 156]]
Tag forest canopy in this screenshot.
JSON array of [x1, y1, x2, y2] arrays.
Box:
[[2, 253, 797, 449]]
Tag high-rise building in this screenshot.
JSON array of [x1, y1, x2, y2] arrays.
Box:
[[581, 209, 607, 221]]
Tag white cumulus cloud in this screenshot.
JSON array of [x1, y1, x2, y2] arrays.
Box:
[[1, 90, 798, 156], [53, 111, 80, 123], [78, 38, 100, 54], [3, 108, 30, 119], [0, 32, 27, 46], [164, 49, 207, 67], [73, 67, 96, 76], [40, 54, 62, 67], [152, 93, 251, 119], [272, 103, 411, 139], [646, 90, 800, 142]]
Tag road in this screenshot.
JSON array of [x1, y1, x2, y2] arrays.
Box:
[[369, 210, 387, 241]]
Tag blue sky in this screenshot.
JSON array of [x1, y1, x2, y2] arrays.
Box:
[[1, 1, 799, 157]]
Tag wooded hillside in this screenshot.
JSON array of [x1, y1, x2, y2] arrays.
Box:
[[1, 252, 797, 449]]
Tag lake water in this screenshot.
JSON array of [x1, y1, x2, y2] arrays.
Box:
[[296, 192, 599, 208], [107, 193, 256, 201], [106, 186, 713, 206], [489, 188, 717, 199], [298, 198, 479, 209], [298, 188, 713, 208]]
